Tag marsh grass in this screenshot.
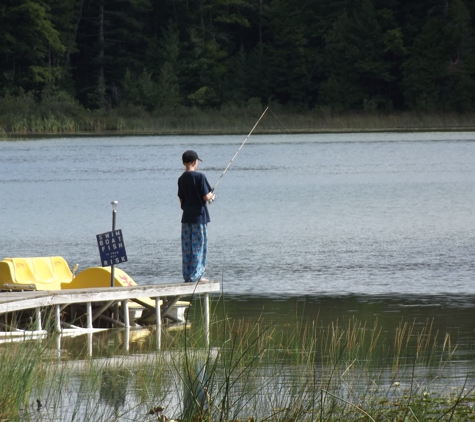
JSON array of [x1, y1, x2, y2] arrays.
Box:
[[0, 339, 48, 420], [177, 297, 475, 421], [1, 93, 475, 138], [0, 304, 474, 421]]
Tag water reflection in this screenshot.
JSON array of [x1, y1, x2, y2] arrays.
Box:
[[13, 293, 475, 421], [2, 133, 475, 419], [212, 294, 475, 342], [50, 293, 475, 359], [99, 368, 129, 411]]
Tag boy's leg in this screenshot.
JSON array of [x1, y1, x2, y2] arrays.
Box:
[[186, 223, 208, 282], [182, 223, 193, 282]]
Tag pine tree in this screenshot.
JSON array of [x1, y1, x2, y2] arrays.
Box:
[[402, 0, 475, 111], [319, 0, 402, 111], [0, 0, 66, 94], [72, 0, 151, 108]]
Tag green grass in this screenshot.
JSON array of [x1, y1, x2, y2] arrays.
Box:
[[0, 307, 474, 421], [1, 92, 475, 137]]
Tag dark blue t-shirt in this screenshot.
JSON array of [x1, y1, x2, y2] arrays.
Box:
[[177, 171, 212, 224]]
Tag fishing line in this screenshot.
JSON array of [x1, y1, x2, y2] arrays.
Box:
[[212, 106, 269, 192], [268, 107, 292, 134]]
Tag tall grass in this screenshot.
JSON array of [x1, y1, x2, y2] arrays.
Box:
[[0, 306, 474, 421], [1, 92, 475, 137], [0, 338, 49, 420]]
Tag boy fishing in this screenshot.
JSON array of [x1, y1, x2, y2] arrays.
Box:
[[177, 150, 215, 283]]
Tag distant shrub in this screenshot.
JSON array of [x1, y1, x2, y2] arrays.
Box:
[[0, 90, 36, 117], [38, 90, 85, 118]]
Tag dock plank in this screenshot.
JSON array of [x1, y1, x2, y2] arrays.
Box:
[[0, 282, 220, 315]]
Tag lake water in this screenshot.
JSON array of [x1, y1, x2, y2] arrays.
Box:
[[1, 132, 474, 294], [1, 132, 475, 331], [3, 132, 475, 419]]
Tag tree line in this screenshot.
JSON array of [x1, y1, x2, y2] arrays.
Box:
[[1, 0, 475, 114]]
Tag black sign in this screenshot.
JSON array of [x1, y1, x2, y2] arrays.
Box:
[[96, 229, 128, 267]]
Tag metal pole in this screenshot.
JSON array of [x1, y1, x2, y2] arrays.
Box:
[[110, 201, 118, 287]]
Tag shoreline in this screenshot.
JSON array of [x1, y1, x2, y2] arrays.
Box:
[[2, 126, 475, 139], [3, 108, 475, 138]]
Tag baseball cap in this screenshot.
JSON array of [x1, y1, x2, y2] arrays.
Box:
[[182, 150, 202, 163]]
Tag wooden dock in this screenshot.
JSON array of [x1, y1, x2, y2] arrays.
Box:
[[0, 282, 220, 340]]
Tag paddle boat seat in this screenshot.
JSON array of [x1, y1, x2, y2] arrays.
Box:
[[63, 266, 137, 289], [0, 258, 190, 324], [0, 256, 73, 291], [63, 266, 155, 307], [64, 267, 190, 323]]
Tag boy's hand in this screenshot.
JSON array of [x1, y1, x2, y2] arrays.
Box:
[[208, 192, 216, 204]]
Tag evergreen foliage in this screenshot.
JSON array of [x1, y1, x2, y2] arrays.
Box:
[[2, 0, 475, 113]]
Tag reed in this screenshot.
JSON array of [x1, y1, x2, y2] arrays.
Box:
[[178, 299, 475, 421], [0, 306, 474, 421], [0, 337, 49, 420], [2, 91, 475, 137]]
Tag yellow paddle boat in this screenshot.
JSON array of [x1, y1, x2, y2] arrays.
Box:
[[0, 256, 190, 325]]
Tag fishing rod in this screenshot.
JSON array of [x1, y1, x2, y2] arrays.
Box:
[[211, 106, 269, 195]]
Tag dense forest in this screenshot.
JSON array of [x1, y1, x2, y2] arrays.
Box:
[[1, 0, 475, 132]]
